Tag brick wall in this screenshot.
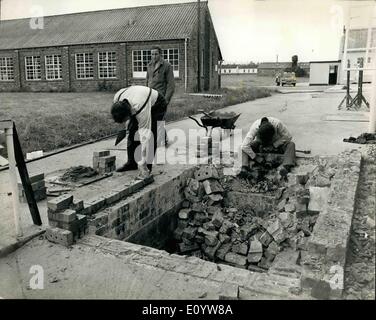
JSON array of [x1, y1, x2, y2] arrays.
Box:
[[0, 7, 222, 93]]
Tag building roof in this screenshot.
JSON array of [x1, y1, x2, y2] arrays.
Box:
[[258, 62, 310, 69], [0, 2, 213, 51]]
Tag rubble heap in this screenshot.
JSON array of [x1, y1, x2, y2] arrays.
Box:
[[343, 132, 376, 144], [173, 164, 328, 272], [61, 165, 97, 182]]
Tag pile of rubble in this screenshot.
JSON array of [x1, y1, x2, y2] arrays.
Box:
[[61, 166, 97, 182], [343, 132, 376, 144], [173, 164, 324, 271]]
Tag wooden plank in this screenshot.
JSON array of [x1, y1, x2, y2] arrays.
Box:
[[13, 124, 42, 226]]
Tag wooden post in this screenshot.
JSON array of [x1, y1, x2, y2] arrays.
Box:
[[1, 120, 23, 237]]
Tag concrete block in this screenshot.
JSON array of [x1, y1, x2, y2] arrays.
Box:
[[93, 150, 110, 157], [204, 230, 219, 246], [259, 231, 273, 247], [70, 199, 84, 212], [224, 252, 247, 267], [247, 239, 263, 263], [48, 209, 77, 223], [308, 187, 330, 212], [240, 223, 258, 241], [216, 243, 232, 260], [47, 194, 74, 212], [204, 242, 221, 260], [231, 242, 248, 255], [202, 179, 224, 195], [45, 227, 73, 247], [84, 197, 106, 215]]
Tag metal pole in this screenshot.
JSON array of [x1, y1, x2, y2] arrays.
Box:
[[368, 50, 376, 133], [197, 0, 201, 92], [5, 124, 23, 237]]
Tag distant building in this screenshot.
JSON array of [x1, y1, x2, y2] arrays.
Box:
[[221, 64, 257, 75], [257, 62, 310, 76], [0, 2, 223, 93]]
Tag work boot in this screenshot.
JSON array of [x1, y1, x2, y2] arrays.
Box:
[[116, 162, 138, 172]]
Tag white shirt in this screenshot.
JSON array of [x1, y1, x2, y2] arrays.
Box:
[[241, 117, 292, 158], [113, 86, 159, 165]]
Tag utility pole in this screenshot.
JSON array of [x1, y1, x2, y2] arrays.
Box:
[[197, 0, 201, 92]]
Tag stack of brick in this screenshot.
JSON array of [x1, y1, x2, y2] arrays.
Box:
[[47, 194, 88, 244], [18, 173, 47, 202], [93, 150, 116, 174], [173, 164, 323, 272]]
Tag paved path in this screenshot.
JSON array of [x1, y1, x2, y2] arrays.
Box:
[[0, 90, 371, 246]]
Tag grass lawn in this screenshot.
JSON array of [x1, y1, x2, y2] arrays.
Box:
[[221, 74, 309, 89], [0, 85, 273, 155]]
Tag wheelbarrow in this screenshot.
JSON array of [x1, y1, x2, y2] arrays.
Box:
[[188, 110, 241, 137]]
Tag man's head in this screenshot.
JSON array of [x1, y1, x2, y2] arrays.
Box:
[[111, 99, 132, 123], [151, 46, 162, 63], [257, 117, 275, 146]]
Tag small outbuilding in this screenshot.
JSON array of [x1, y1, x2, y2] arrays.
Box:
[[309, 60, 341, 85]]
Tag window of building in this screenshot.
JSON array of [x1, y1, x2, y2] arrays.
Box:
[[25, 56, 41, 81], [162, 48, 179, 77], [75, 53, 94, 79], [348, 29, 368, 49], [371, 28, 376, 48], [98, 52, 117, 78], [0, 57, 14, 81], [45, 55, 62, 80], [132, 50, 151, 78]]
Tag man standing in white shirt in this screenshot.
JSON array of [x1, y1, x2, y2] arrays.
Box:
[[240, 116, 296, 177], [111, 85, 167, 177]]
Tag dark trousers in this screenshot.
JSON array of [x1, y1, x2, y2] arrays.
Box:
[[250, 140, 296, 167], [126, 93, 167, 171]]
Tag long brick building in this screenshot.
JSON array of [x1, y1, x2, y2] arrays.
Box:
[[0, 1, 223, 93]]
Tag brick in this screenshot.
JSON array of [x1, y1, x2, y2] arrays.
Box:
[[186, 178, 200, 194], [93, 150, 110, 157], [219, 233, 231, 244], [143, 175, 154, 185], [182, 226, 197, 241], [224, 252, 247, 267], [216, 243, 232, 260], [248, 239, 263, 263], [47, 194, 74, 212], [204, 230, 219, 246], [70, 199, 84, 212], [103, 191, 122, 205], [48, 209, 77, 223], [132, 179, 145, 192], [84, 197, 106, 214], [259, 231, 273, 246], [204, 242, 221, 260], [178, 209, 191, 220], [240, 223, 258, 241], [308, 187, 330, 212], [45, 227, 73, 247], [113, 185, 132, 199], [202, 179, 223, 194], [178, 242, 200, 254], [19, 179, 45, 191], [231, 242, 248, 255]]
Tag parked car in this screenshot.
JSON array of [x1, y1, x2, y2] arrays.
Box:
[[276, 72, 297, 86]]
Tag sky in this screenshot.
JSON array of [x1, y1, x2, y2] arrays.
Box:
[[0, 0, 374, 63]]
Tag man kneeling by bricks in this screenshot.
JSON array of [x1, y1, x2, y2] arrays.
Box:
[[111, 85, 167, 178], [240, 116, 296, 177]]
